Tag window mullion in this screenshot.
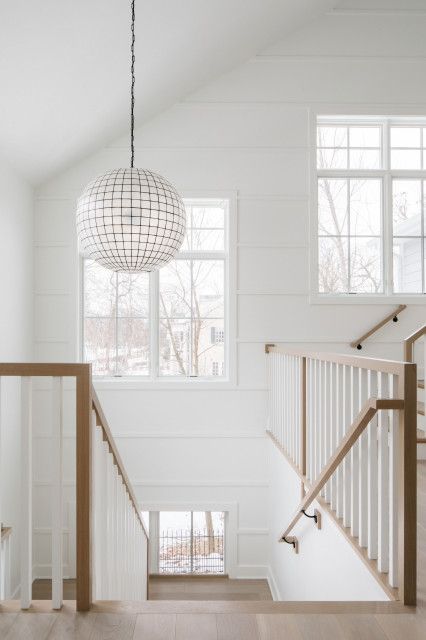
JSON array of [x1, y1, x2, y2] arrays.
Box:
[[150, 270, 159, 380], [383, 120, 392, 296]]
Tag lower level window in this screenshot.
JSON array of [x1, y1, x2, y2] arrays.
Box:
[[82, 198, 229, 378]]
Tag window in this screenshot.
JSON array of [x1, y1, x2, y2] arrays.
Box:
[[82, 198, 229, 378], [156, 511, 224, 575], [316, 117, 426, 296]]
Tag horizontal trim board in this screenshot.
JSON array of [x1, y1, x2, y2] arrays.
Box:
[[237, 243, 309, 249], [237, 291, 310, 296], [34, 431, 266, 440]]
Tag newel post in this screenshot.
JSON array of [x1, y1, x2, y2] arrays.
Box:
[[398, 362, 417, 605], [76, 365, 92, 611]]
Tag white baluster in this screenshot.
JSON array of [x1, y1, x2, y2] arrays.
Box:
[[378, 372, 390, 573], [335, 364, 344, 519], [350, 367, 360, 538], [330, 362, 336, 510], [0, 377, 2, 597], [358, 368, 369, 548], [388, 374, 398, 587], [343, 365, 351, 528], [367, 370, 378, 560], [20, 376, 32, 610], [51, 377, 63, 609]]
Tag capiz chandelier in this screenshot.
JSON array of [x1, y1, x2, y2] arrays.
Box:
[[76, 1, 186, 272]]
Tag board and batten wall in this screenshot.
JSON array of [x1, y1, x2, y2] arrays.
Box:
[[33, 5, 426, 585], [0, 157, 34, 597]]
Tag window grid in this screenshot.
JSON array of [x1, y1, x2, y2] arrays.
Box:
[[317, 117, 426, 296], [82, 198, 229, 378]]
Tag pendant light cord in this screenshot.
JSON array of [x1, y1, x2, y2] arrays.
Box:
[[130, 0, 135, 168]]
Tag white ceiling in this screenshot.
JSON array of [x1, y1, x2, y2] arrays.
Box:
[[0, 0, 337, 184]]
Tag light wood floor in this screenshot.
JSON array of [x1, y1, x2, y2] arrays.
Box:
[[1, 461, 425, 639]]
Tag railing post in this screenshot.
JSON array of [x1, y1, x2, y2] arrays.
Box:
[[397, 362, 417, 605], [76, 365, 92, 611], [51, 377, 64, 609], [300, 357, 307, 497], [20, 376, 32, 609]]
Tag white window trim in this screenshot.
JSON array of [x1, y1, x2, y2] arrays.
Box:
[[79, 191, 237, 388], [309, 109, 426, 305]]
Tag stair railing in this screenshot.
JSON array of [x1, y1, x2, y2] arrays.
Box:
[[0, 363, 148, 612], [91, 388, 149, 601], [349, 304, 406, 350], [265, 346, 417, 605], [404, 323, 426, 445]]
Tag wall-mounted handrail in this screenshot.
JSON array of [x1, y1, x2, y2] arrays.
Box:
[[404, 323, 426, 362], [92, 387, 148, 539], [280, 397, 404, 540], [349, 304, 406, 350]]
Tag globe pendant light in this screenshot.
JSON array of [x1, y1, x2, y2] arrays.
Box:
[[76, 0, 186, 272]]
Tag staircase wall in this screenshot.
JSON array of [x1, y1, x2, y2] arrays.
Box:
[[267, 439, 389, 601]]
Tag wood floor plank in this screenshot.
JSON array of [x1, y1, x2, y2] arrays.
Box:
[[375, 613, 426, 640], [216, 614, 259, 640], [90, 613, 136, 640], [46, 611, 97, 639], [256, 614, 303, 640], [0, 614, 18, 637], [176, 614, 217, 640], [295, 614, 346, 640], [133, 614, 176, 640], [4, 613, 57, 640], [334, 614, 389, 640]]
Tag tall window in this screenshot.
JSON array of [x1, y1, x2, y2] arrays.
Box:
[[82, 198, 229, 378], [316, 117, 426, 296]]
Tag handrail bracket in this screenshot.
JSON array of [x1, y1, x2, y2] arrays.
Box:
[[301, 508, 322, 530], [281, 535, 299, 553]]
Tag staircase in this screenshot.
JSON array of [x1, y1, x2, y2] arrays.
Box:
[[266, 345, 417, 605]]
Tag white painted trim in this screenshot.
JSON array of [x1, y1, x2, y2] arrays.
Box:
[[266, 566, 281, 601], [34, 480, 269, 488], [34, 431, 266, 440], [310, 294, 426, 305]]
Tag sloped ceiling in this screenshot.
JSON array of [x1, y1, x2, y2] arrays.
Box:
[[0, 0, 337, 184]]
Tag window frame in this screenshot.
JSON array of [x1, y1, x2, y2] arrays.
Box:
[[79, 192, 237, 386], [311, 113, 426, 304]]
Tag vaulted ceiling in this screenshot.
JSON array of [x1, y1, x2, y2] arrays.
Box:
[[0, 0, 340, 184]]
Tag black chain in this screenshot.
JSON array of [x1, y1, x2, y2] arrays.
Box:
[[130, 0, 135, 168]]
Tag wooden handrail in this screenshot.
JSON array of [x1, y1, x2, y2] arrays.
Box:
[[404, 323, 426, 362], [91, 387, 149, 539], [266, 345, 406, 375], [280, 397, 404, 541], [349, 304, 406, 350]]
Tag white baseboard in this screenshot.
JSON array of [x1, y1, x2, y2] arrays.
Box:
[[266, 566, 281, 601], [235, 564, 268, 579]]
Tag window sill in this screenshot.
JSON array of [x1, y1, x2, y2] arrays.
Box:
[[309, 294, 426, 305], [93, 377, 235, 391]]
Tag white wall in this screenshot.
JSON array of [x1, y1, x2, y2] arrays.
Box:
[[0, 157, 33, 596], [267, 439, 388, 601], [33, 4, 426, 584]]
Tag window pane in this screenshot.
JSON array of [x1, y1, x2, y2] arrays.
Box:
[[349, 149, 381, 170], [191, 229, 224, 251], [350, 179, 381, 236], [392, 179, 422, 236], [391, 126, 420, 148], [192, 260, 224, 318], [318, 236, 349, 293], [117, 272, 149, 317], [159, 260, 191, 318], [391, 149, 421, 170], [393, 238, 422, 293], [318, 179, 348, 236], [84, 318, 116, 375], [117, 318, 149, 375], [191, 206, 224, 228], [159, 319, 190, 376], [317, 126, 347, 148], [317, 148, 347, 169], [192, 320, 225, 377], [350, 237, 382, 293], [349, 126, 380, 147], [84, 260, 116, 317]]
